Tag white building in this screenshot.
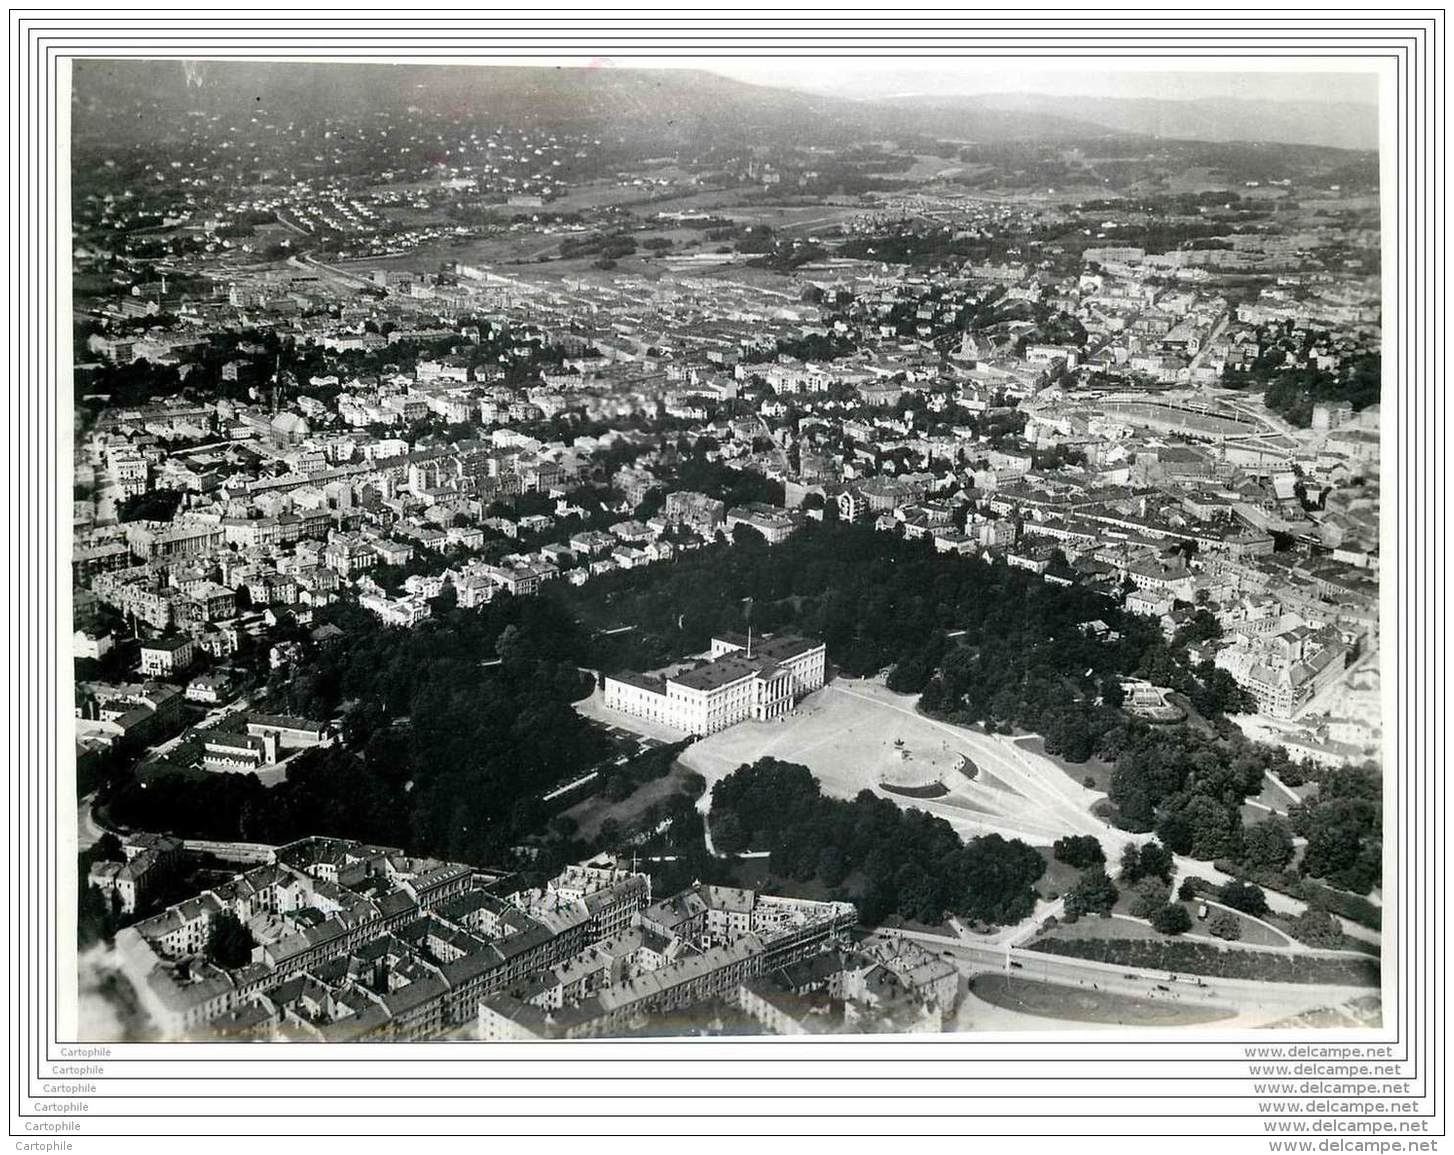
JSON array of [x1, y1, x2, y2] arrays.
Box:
[[603, 634, 827, 735]]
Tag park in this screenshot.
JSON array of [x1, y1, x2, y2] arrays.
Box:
[[662, 676, 1137, 855]]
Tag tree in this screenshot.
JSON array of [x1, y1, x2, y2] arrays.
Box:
[[886, 651, 933, 694], [1128, 877, 1173, 919], [1218, 879, 1269, 917], [1138, 840, 1175, 884], [679, 771, 707, 800], [1207, 910, 1243, 941], [93, 831, 125, 862], [77, 877, 120, 948], [117, 488, 185, 524], [1155, 810, 1194, 855], [1100, 675, 1126, 710], [494, 624, 522, 661], [818, 845, 849, 888], [708, 758, 1042, 927], [1065, 866, 1119, 917], [710, 811, 748, 855], [1053, 834, 1105, 869], [1044, 708, 1093, 762], [205, 911, 256, 969], [1241, 817, 1295, 871], [1175, 794, 1245, 861], [1119, 839, 1173, 884], [1151, 904, 1193, 935], [731, 522, 767, 549], [1287, 908, 1343, 948], [1295, 793, 1381, 893], [604, 772, 636, 802]]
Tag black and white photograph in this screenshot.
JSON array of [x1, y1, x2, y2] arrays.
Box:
[[66, 53, 1388, 1046]]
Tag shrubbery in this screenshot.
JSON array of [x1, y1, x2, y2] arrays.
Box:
[[1207, 910, 1243, 941], [1027, 937, 1379, 986]]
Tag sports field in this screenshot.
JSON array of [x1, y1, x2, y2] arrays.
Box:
[[1100, 400, 1256, 437]]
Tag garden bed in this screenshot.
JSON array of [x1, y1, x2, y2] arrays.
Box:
[[880, 780, 950, 800]]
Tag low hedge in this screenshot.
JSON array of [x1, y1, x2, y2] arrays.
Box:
[[1026, 936, 1380, 986]]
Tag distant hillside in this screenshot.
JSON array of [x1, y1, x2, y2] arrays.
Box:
[[71, 61, 1377, 154], [959, 92, 1379, 152], [68, 61, 1131, 151]]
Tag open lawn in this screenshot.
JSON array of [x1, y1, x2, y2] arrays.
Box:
[[969, 974, 1233, 1027], [1041, 913, 1167, 944], [1252, 771, 1310, 814], [1033, 849, 1087, 902], [1044, 905, 1294, 951], [1265, 913, 1381, 956], [1014, 734, 1116, 794], [561, 758, 703, 842], [1196, 902, 1296, 949]]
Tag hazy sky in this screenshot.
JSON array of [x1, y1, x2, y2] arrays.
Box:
[[146, 56, 1384, 110], [561, 58, 1381, 107]]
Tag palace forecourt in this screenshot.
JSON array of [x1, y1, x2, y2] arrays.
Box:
[[602, 632, 827, 735]]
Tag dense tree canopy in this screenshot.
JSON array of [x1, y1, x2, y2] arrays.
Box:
[[92, 516, 1380, 907], [565, 521, 1232, 741], [206, 911, 257, 969], [103, 594, 613, 865], [1288, 764, 1382, 894], [709, 758, 1045, 926]]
